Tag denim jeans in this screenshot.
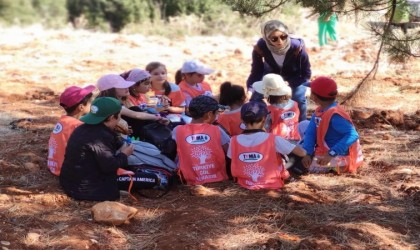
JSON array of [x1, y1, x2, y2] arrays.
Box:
[[291, 84, 307, 122]]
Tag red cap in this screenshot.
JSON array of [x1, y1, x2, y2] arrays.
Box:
[[310, 76, 337, 98], [59, 85, 95, 108]]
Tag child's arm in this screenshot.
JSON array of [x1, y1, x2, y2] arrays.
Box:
[[290, 145, 307, 157], [302, 116, 317, 155], [121, 106, 170, 124], [219, 127, 231, 154], [328, 114, 359, 155]]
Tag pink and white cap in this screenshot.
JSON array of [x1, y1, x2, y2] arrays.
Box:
[[126, 69, 151, 82], [97, 74, 135, 91], [59, 85, 95, 108]]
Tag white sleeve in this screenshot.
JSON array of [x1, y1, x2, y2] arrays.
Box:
[[171, 126, 178, 141], [219, 127, 231, 146], [275, 135, 296, 155], [227, 142, 232, 158], [184, 92, 193, 106]]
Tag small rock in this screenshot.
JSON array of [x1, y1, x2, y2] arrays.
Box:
[[382, 134, 392, 140], [26, 232, 41, 244], [23, 162, 39, 172], [395, 168, 413, 175], [1, 241, 10, 246]]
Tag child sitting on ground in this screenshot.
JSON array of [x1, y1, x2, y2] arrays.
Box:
[[176, 59, 214, 107], [172, 95, 230, 185], [254, 74, 300, 143], [146, 61, 186, 114], [302, 76, 363, 173], [217, 81, 247, 136], [47, 85, 95, 176], [120, 69, 152, 109], [227, 101, 307, 190]]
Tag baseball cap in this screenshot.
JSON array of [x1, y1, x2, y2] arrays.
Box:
[[97, 74, 135, 91], [188, 95, 225, 118], [310, 76, 338, 98], [126, 69, 151, 83], [241, 101, 269, 121], [80, 97, 122, 124], [181, 60, 214, 75], [252, 74, 290, 96], [59, 85, 95, 108]]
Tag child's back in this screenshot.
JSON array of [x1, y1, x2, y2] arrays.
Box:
[[172, 95, 230, 185], [228, 101, 307, 190], [48, 85, 94, 176], [267, 99, 300, 141], [217, 81, 247, 136]]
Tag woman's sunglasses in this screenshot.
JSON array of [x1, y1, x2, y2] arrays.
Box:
[[269, 34, 288, 43]]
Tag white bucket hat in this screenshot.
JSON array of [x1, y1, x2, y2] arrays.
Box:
[[253, 74, 290, 97]]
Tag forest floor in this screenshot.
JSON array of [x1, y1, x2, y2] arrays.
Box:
[[0, 17, 419, 250]]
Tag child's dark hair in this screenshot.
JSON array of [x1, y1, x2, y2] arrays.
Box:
[[98, 88, 127, 102], [241, 113, 265, 125], [312, 92, 336, 102], [219, 81, 245, 106], [146, 62, 171, 95], [105, 112, 120, 122], [267, 95, 288, 105], [175, 69, 183, 85], [61, 93, 93, 114]]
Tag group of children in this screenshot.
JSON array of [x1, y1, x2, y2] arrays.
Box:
[[48, 58, 363, 201]]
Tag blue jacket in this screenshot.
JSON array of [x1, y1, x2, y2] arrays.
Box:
[[246, 38, 311, 89], [303, 102, 359, 156]]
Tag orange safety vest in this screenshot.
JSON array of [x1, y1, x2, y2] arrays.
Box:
[[217, 110, 245, 136], [175, 123, 227, 185], [178, 80, 212, 99], [47, 115, 83, 176], [230, 134, 289, 190], [152, 85, 186, 107], [268, 102, 300, 141], [314, 105, 363, 173], [127, 94, 148, 107]]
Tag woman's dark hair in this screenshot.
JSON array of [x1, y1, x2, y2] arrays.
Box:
[[174, 69, 183, 85], [219, 81, 245, 106], [146, 62, 171, 95], [62, 93, 93, 114], [98, 88, 127, 102], [312, 92, 336, 102]]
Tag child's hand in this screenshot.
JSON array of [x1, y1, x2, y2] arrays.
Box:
[[316, 154, 333, 166], [158, 117, 170, 125], [120, 143, 134, 156], [302, 155, 312, 168]]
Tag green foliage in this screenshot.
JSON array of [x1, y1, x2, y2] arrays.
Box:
[[0, 0, 66, 26]]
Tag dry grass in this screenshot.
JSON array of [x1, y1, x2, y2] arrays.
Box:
[[0, 24, 419, 249]]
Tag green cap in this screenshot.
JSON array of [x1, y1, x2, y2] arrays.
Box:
[[80, 97, 122, 125]]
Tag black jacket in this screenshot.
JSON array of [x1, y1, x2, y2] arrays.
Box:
[[60, 123, 128, 201]]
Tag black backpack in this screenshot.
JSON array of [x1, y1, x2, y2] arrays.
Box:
[[122, 107, 177, 160], [117, 164, 175, 198]]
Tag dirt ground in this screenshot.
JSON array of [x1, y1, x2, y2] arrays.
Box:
[[0, 19, 419, 250]]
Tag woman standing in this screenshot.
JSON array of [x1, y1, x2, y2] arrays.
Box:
[[247, 20, 311, 122]]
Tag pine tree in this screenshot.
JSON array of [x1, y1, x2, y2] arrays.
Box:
[[222, 0, 419, 105]]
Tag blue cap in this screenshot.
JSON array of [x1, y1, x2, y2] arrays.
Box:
[[241, 101, 269, 121]]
